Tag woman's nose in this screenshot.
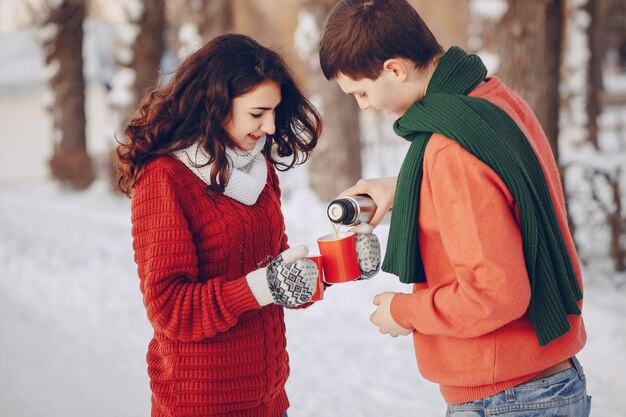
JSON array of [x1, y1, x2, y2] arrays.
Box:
[[261, 113, 276, 135]]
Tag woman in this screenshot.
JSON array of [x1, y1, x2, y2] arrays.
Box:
[[116, 34, 322, 417]]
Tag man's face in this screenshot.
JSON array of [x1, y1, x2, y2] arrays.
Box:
[[335, 71, 410, 117]]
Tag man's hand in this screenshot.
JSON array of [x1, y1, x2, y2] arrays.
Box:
[[370, 292, 412, 337], [338, 177, 397, 227]]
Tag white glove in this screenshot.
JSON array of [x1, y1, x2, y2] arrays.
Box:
[[352, 223, 382, 279], [246, 245, 319, 307]]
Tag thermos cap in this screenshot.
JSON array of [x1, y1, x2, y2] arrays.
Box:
[[327, 199, 355, 223], [327, 203, 344, 222], [327, 197, 361, 225]]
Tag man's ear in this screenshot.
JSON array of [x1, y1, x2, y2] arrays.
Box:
[[382, 58, 409, 82]]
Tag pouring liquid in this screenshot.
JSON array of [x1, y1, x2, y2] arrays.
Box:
[[332, 221, 342, 237]]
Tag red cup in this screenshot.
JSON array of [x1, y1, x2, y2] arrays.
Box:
[[317, 231, 361, 284], [307, 255, 325, 301]]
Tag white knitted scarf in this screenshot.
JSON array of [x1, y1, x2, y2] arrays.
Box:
[[173, 136, 268, 205]]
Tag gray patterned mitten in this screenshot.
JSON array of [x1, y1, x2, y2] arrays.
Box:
[[353, 224, 382, 279], [246, 245, 318, 308]]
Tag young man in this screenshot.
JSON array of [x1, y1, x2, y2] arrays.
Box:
[[319, 1, 590, 416]]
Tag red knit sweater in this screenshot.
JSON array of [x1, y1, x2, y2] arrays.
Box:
[[131, 155, 290, 417]]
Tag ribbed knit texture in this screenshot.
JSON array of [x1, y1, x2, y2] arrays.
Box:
[[388, 76, 586, 405], [131, 154, 290, 417], [173, 135, 268, 206], [383, 47, 582, 346]]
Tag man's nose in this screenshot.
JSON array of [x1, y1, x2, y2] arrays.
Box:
[[356, 97, 369, 110]]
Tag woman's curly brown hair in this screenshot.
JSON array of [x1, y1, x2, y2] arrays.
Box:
[[116, 34, 322, 196]]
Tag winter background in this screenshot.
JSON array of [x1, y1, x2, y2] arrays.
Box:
[[1, 4, 626, 417]]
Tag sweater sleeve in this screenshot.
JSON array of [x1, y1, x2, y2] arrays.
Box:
[[390, 140, 532, 337], [131, 166, 260, 342]]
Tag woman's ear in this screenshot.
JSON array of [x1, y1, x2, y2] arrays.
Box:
[[382, 58, 409, 82]]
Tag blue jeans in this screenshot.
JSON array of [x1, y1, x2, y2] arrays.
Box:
[[446, 357, 591, 416]]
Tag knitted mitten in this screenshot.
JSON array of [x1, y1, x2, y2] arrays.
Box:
[[353, 224, 382, 280], [247, 245, 318, 307]]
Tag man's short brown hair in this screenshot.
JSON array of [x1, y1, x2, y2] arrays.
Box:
[[319, 0, 443, 80]]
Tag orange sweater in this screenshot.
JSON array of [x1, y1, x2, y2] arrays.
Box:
[[389, 77, 586, 404]]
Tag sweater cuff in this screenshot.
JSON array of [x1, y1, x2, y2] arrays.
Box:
[[222, 276, 263, 316], [245, 268, 274, 306], [390, 293, 415, 330]]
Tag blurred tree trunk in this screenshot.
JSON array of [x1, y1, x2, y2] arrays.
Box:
[[198, 0, 233, 39], [310, 79, 361, 201], [133, 0, 166, 110], [296, 1, 361, 201], [586, 0, 603, 149], [602, 0, 626, 70], [41, 0, 94, 190], [111, 0, 165, 128], [588, 167, 626, 272], [493, 0, 564, 162], [176, 0, 233, 58], [108, 0, 165, 188]]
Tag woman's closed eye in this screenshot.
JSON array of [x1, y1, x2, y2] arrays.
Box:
[[250, 112, 263, 119]]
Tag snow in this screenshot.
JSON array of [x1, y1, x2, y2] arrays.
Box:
[[294, 9, 320, 67], [35, 22, 59, 45], [43, 58, 60, 81], [177, 22, 202, 59], [1, 19, 626, 417], [109, 67, 137, 108], [468, 0, 508, 21], [467, 0, 506, 74], [1, 146, 625, 417], [561, 0, 592, 147], [124, 0, 145, 23]]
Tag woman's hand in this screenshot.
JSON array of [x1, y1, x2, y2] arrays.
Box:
[[338, 177, 397, 227], [246, 245, 318, 307]]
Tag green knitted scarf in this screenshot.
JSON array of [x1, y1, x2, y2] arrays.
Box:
[[382, 47, 582, 346]]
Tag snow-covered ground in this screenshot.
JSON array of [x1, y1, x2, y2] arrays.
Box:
[[1, 23, 626, 417], [2, 87, 626, 417]]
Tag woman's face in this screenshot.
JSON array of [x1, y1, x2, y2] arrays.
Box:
[[224, 80, 282, 151]]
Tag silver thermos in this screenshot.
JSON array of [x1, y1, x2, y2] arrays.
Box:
[[326, 195, 378, 226]]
